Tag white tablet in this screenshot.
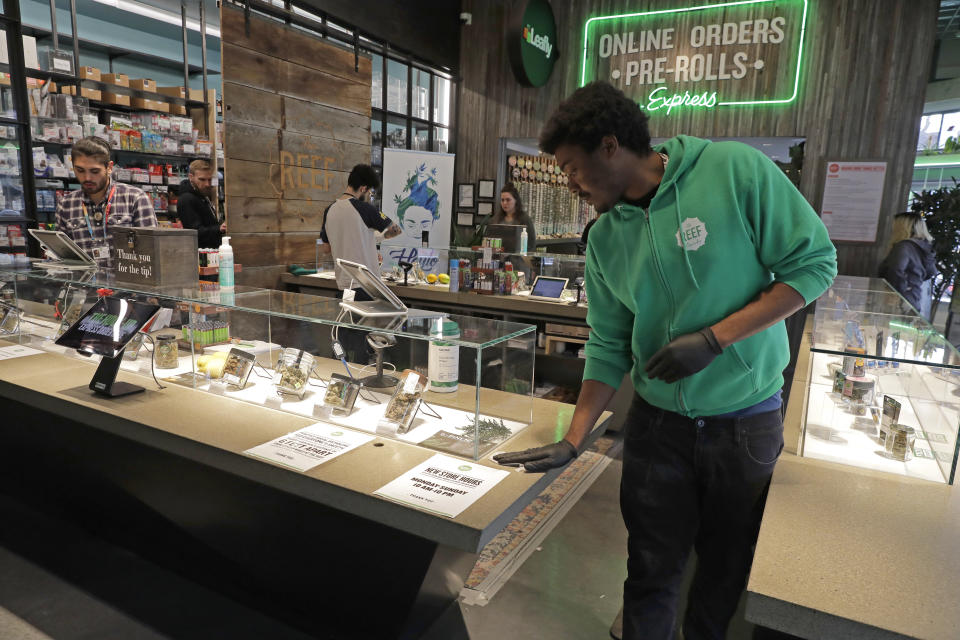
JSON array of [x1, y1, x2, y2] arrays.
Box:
[[29, 229, 97, 267]]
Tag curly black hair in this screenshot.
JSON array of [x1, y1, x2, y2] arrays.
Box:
[[347, 164, 381, 190], [539, 82, 651, 156]]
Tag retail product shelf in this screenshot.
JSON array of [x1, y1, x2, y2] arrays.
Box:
[[20, 24, 218, 77]]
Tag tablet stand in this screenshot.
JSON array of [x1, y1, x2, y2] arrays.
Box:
[[89, 348, 145, 397]]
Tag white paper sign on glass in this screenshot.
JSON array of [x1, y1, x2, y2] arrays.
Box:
[[373, 453, 509, 518], [244, 422, 374, 472]]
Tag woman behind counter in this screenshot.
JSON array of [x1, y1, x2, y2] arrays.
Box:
[[490, 184, 536, 252], [878, 212, 938, 320]]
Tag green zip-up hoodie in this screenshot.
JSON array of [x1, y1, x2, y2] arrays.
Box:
[[583, 135, 837, 417]]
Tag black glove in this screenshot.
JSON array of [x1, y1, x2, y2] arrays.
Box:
[[644, 327, 723, 384], [493, 440, 578, 472]]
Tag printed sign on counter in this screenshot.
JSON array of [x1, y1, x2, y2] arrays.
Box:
[[244, 422, 374, 472], [821, 161, 887, 242], [373, 454, 509, 518], [0, 345, 43, 360]]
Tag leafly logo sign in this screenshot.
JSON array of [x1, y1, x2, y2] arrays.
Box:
[[676, 217, 708, 251], [508, 0, 558, 87], [522, 25, 553, 58]]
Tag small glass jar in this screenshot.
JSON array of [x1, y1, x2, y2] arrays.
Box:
[[378, 371, 425, 435], [221, 348, 255, 389], [323, 373, 361, 415], [154, 334, 179, 369], [885, 424, 916, 462], [274, 347, 315, 399]]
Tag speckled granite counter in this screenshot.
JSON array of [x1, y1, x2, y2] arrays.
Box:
[[747, 454, 958, 640]]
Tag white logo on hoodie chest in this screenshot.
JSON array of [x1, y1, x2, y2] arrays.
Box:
[[676, 217, 708, 251]]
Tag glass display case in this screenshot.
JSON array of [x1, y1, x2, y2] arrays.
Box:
[[0, 266, 536, 460], [802, 276, 960, 484]]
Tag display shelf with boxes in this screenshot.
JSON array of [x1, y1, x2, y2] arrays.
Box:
[[802, 276, 960, 484], [0, 266, 537, 461]]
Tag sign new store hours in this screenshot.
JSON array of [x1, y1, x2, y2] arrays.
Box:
[[579, 0, 808, 114]]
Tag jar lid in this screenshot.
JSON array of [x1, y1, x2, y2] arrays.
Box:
[[156, 334, 176, 342]]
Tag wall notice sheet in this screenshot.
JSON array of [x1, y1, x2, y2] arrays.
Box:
[[244, 422, 374, 472], [0, 345, 43, 360], [821, 161, 887, 242], [373, 453, 509, 518]]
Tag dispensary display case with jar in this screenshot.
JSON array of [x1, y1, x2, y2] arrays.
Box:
[[0, 265, 536, 461], [802, 275, 960, 484]]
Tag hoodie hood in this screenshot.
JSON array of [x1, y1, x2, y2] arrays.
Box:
[[652, 134, 713, 194]]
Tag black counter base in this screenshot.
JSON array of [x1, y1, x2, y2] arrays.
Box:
[[0, 398, 475, 639]]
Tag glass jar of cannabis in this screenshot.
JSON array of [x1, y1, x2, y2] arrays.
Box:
[[275, 347, 314, 399], [154, 334, 179, 369], [885, 424, 916, 462]]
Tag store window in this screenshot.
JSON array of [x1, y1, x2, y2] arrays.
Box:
[[387, 59, 408, 115], [939, 112, 960, 150], [918, 114, 942, 152], [367, 49, 455, 171]]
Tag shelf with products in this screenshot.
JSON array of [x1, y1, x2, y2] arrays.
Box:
[[500, 139, 596, 242], [19, 24, 218, 77], [800, 275, 960, 484]]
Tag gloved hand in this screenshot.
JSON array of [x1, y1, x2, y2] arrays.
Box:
[[493, 440, 578, 472], [644, 327, 723, 384]]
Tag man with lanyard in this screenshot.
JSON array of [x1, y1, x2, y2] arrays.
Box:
[[56, 136, 157, 267], [176, 158, 224, 249], [321, 164, 401, 301], [494, 83, 837, 640]]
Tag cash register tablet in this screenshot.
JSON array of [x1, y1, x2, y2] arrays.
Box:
[[29, 229, 97, 268], [335, 259, 442, 319], [55, 296, 161, 397], [55, 296, 160, 359], [526, 276, 569, 303]]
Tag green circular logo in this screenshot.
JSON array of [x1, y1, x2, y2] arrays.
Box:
[[458, 465, 472, 472], [508, 0, 558, 87]]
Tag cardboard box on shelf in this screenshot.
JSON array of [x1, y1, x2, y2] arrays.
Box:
[[101, 73, 129, 87], [129, 78, 156, 92], [102, 92, 131, 107], [169, 103, 187, 116], [156, 86, 205, 101], [77, 66, 101, 81], [62, 85, 102, 101], [131, 98, 169, 113]]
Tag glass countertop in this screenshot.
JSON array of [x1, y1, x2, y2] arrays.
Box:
[[0, 265, 536, 348], [812, 277, 960, 369]]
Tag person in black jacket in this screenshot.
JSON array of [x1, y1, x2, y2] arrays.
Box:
[[176, 158, 224, 248], [878, 212, 938, 319]]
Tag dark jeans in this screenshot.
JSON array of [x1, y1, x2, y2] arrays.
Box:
[[336, 288, 373, 364], [620, 394, 784, 640]]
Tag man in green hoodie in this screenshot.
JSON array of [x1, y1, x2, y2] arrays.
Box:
[[494, 82, 837, 640]]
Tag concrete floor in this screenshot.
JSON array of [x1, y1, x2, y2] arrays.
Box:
[[0, 448, 785, 640]]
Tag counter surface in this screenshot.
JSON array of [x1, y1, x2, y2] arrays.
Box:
[[0, 341, 608, 553], [748, 454, 959, 640]]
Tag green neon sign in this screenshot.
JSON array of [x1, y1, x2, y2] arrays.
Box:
[[579, 0, 808, 112]]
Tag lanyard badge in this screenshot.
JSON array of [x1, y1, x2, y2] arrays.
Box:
[[82, 184, 117, 241]]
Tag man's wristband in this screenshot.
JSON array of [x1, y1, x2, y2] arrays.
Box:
[[699, 327, 723, 354]]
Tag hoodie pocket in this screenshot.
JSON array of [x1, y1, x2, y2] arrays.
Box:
[[682, 343, 758, 408]]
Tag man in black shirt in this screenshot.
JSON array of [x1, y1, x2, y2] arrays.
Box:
[[176, 158, 224, 248]]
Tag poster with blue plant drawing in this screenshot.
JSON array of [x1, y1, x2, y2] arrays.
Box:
[[381, 149, 454, 252]]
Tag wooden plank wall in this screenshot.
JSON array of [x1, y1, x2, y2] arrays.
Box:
[[456, 0, 938, 277], [220, 6, 371, 289]]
